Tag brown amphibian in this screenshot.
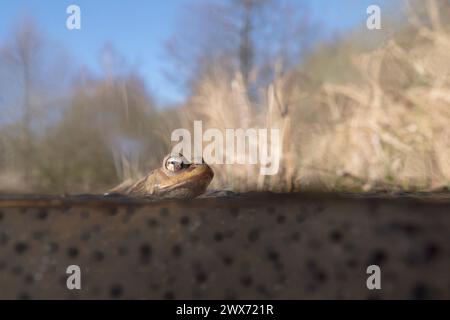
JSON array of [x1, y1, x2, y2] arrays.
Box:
[[107, 154, 214, 200]]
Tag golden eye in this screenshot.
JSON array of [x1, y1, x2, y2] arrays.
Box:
[[165, 156, 183, 172]]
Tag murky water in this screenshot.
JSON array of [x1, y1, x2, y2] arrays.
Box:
[[0, 192, 449, 299]]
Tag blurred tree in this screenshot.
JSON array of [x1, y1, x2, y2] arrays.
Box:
[[0, 17, 71, 191], [1, 17, 42, 181], [35, 48, 175, 193], [0, 24, 172, 194], [165, 0, 318, 95]]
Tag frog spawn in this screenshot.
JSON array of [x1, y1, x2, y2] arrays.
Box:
[[0, 194, 449, 299]]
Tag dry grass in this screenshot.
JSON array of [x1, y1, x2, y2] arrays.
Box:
[[181, 1, 450, 192], [181, 65, 296, 192], [1, 1, 449, 194], [300, 13, 450, 191]]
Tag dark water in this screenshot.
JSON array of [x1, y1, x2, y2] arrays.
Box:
[[0, 192, 449, 299]]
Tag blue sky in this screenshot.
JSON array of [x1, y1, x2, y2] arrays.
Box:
[[0, 0, 389, 105]]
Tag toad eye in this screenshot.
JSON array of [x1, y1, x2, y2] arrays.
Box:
[[165, 156, 184, 172]]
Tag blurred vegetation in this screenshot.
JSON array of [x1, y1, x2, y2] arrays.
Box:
[[0, 0, 449, 194]]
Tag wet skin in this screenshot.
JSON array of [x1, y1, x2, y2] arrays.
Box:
[[108, 154, 214, 200]]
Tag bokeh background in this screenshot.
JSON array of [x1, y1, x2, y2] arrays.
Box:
[[0, 0, 449, 194]]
